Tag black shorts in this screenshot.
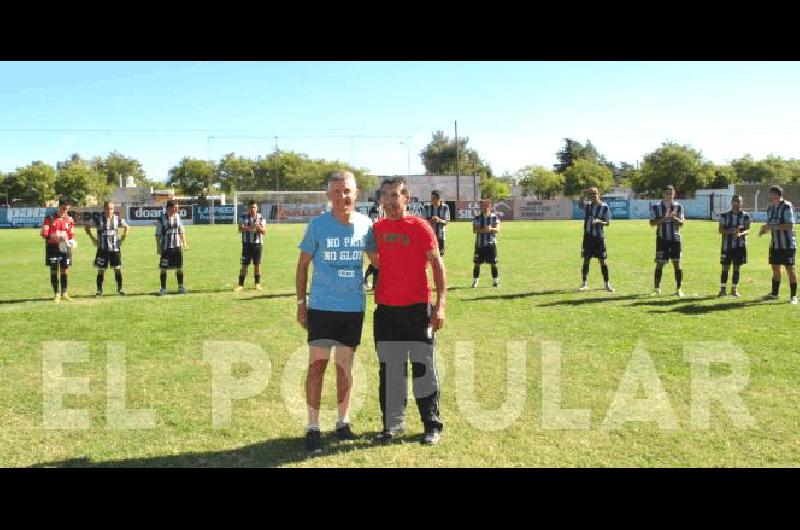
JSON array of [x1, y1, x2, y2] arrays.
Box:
[[94, 249, 122, 269], [581, 234, 607, 260], [474, 245, 498, 265], [241, 242, 263, 265], [159, 248, 183, 269], [655, 238, 682, 262], [307, 308, 365, 348], [45, 245, 71, 268], [373, 303, 434, 345], [720, 247, 747, 266], [437, 238, 445, 256], [769, 248, 796, 266]]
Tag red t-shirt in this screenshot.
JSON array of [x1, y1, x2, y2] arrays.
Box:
[[41, 214, 75, 246], [373, 215, 438, 306]]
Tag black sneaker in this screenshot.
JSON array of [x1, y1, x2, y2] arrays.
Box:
[[95, 290, 102, 298], [374, 429, 403, 444], [118, 290, 125, 296], [305, 429, 322, 454], [336, 423, 357, 442], [421, 429, 441, 445]]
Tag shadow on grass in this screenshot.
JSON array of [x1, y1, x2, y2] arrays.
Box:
[[460, 289, 576, 301], [665, 298, 771, 315], [628, 295, 717, 308], [30, 431, 398, 468], [239, 292, 296, 301], [536, 294, 646, 307]]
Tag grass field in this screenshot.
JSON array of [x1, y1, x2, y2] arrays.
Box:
[[0, 219, 798, 467]]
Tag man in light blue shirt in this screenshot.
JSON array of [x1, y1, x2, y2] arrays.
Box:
[[295, 170, 377, 453]]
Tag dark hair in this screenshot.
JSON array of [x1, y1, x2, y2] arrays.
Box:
[[166, 200, 176, 208], [731, 194, 742, 202], [58, 197, 70, 206], [665, 185, 675, 193], [769, 185, 783, 197], [248, 199, 258, 207], [430, 189, 441, 198], [380, 177, 409, 197]]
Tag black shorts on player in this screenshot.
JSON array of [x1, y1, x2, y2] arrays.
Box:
[[159, 248, 183, 270], [241, 242, 263, 266], [769, 248, 796, 267], [720, 247, 747, 266], [581, 234, 607, 260], [94, 249, 122, 269], [473, 245, 498, 265], [307, 309, 365, 349], [655, 238, 681, 262]]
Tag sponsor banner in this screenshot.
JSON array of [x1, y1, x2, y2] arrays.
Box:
[[573, 199, 630, 220], [630, 199, 710, 220], [0, 207, 57, 228], [127, 205, 194, 225], [454, 200, 515, 221], [513, 199, 572, 220], [261, 203, 329, 223], [70, 206, 125, 225], [194, 205, 235, 224]]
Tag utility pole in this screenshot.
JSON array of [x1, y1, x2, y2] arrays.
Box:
[[455, 120, 460, 201]]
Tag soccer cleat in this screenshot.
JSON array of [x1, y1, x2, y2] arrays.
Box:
[[763, 293, 779, 300], [117, 290, 125, 296], [305, 429, 322, 454], [254, 283, 263, 292], [159, 288, 167, 296], [53, 293, 61, 304], [578, 284, 589, 292], [791, 296, 798, 305], [718, 288, 727, 298], [650, 288, 661, 296], [96, 290, 103, 298], [178, 286, 186, 294], [605, 283, 616, 293], [731, 288, 740, 297], [336, 423, 357, 442], [61, 293, 72, 301], [421, 429, 441, 446], [493, 279, 499, 288], [374, 429, 404, 444], [233, 285, 243, 293], [674, 289, 685, 298], [471, 279, 479, 288]]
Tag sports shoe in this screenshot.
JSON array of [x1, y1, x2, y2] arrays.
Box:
[[254, 283, 263, 292], [421, 429, 441, 445], [53, 293, 61, 304], [374, 429, 404, 444], [578, 284, 589, 292], [492, 279, 499, 288], [650, 288, 661, 296], [305, 429, 322, 454], [336, 423, 357, 442], [763, 293, 779, 300], [159, 288, 167, 296], [471, 279, 479, 288], [730, 288, 740, 297], [791, 296, 798, 305], [117, 290, 125, 296], [718, 288, 727, 298], [96, 290, 103, 298], [178, 286, 186, 294], [674, 289, 685, 298], [233, 285, 243, 293], [605, 283, 616, 293], [61, 293, 72, 301]]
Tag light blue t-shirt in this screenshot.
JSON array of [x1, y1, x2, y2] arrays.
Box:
[[299, 211, 374, 312]]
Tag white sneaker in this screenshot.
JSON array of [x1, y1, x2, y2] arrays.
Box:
[[650, 288, 661, 296], [254, 284, 263, 292], [791, 296, 798, 305], [675, 289, 685, 297], [233, 285, 243, 293], [53, 293, 61, 304], [605, 283, 615, 293], [159, 288, 167, 296], [472, 279, 479, 288], [578, 284, 589, 292], [731, 289, 741, 298]]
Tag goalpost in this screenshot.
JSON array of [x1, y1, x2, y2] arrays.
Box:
[[232, 191, 331, 224]]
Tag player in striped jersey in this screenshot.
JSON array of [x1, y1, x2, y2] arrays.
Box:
[[424, 190, 450, 257], [155, 200, 189, 296], [758, 185, 797, 304], [718, 195, 751, 298], [234, 200, 266, 292], [472, 199, 500, 288], [579, 188, 614, 292], [649, 185, 686, 297], [85, 200, 129, 297]]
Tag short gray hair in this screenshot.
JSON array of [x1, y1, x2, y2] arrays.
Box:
[[327, 170, 356, 190]]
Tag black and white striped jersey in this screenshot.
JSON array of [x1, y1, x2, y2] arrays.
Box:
[[473, 213, 499, 248], [424, 203, 450, 240], [93, 214, 128, 251], [239, 213, 265, 244], [583, 202, 611, 238], [156, 213, 184, 252], [650, 201, 684, 242], [766, 200, 796, 250], [719, 210, 751, 251]]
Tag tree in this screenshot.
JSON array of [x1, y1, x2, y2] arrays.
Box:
[[480, 178, 511, 200], [2, 162, 58, 205], [634, 142, 715, 198], [167, 157, 218, 201], [516, 165, 564, 198], [563, 159, 614, 197], [55, 154, 109, 206], [730, 154, 800, 184], [710, 164, 737, 188], [93, 151, 148, 187], [420, 130, 493, 179], [554, 138, 613, 174]]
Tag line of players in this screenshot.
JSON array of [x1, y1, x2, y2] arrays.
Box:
[[40, 185, 797, 305]]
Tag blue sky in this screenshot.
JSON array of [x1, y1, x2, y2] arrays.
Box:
[[1, 61, 799, 181]]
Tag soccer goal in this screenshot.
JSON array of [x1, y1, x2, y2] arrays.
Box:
[[233, 190, 330, 224]]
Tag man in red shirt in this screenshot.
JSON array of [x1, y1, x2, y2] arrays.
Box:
[[41, 198, 76, 303], [370, 177, 447, 445]]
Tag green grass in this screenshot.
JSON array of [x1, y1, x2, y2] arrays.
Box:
[[0, 219, 798, 467]]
